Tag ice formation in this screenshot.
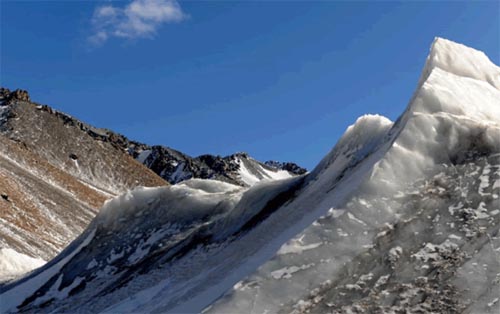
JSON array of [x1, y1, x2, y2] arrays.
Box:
[[1, 37, 499, 314]]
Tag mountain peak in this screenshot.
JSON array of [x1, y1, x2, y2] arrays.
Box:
[[418, 37, 500, 90], [406, 38, 500, 123]]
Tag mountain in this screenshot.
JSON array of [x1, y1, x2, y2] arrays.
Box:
[[1, 88, 305, 189], [133, 147, 306, 187], [0, 88, 167, 275], [1, 38, 498, 313], [0, 88, 305, 281]]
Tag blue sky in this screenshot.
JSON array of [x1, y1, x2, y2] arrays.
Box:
[[1, 1, 498, 170]]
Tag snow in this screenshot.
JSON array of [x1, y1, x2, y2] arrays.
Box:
[[86, 258, 98, 270], [270, 264, 314, 280], [236, 158, 295, 187], [207, 38, 500, 313], [418, 37, 500, 90], [136, 150, 151, 164], [169, 162, 190, 183], [0, 105, 10, 126], [488, 298, 499, 307], [347, 212, 367, 226], [3, 38, 499, 314], [493, 179, 500, 190], [0, 228, 95, 313], [374, 275, 390, 289], [96, 181, 242, 229], [237, 158, 261, 186], [0, 248, 45, 283], [365, 53, 500, 198], [100, 278, 169, 314], [260, 167, 293, 181], [277, 238, 322, 255], [388, 246, 403, 263], [107, 249, 125, 263], [31, 275, 85, 306], [311, 114, 393, 180], [411, 240, 458, 263], [178, 178, 241, 194]]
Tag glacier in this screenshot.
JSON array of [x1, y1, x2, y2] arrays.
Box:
[[1, 37, 499, 313]]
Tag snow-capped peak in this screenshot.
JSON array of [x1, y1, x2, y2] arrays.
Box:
[[366, 38, 500, 196], [403, 37, 500, 124], [418, 37, 500, 90]]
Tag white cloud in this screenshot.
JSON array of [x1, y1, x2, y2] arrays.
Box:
[[89, 0, 187, 45]]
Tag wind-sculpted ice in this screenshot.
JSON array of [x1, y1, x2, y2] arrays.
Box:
[[209, 37, 500, 314], [1, 38, 499, 314]]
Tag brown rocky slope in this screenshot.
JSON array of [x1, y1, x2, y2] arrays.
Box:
[[0, 88, 167, 262]]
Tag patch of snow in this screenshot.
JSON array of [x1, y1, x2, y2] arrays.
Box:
[[270, 264, 314, 280], [136, 150, 151, 164], [347, 212, 367, 226], [374, 275, 390, 289], [0, 228, 96, 312], [0, 248, 46, 283], [260, 166, 293, 181], [448, 202, 463, 215], [277, 240, 322, 255], [237, 159, 260, 186], [493, 179, 500, 190], [86, 259, 98, 270], [327, 208, 346, 218], [107, 249, 125, 264], [412, 240, 458, 263]]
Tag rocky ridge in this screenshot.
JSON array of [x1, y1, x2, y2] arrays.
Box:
[[1, 87, 306, 187], [138, 147, 307, 186]]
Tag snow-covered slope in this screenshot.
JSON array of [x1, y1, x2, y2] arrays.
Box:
[[1, 38, 499, 313], [0, 177, 305, 313]]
